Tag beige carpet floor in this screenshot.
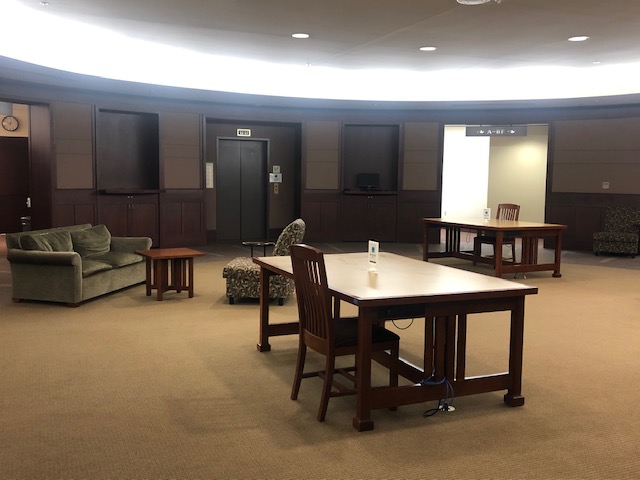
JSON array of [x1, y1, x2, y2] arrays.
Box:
[[0, 244, 639, 479]]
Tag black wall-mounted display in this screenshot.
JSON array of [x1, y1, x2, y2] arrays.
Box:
[[356, 172, 381, 191]]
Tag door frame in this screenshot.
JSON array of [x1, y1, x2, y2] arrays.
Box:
[[215, 136, 270, 241]]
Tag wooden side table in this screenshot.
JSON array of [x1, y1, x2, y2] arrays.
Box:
[[136, 248, 205, 301]]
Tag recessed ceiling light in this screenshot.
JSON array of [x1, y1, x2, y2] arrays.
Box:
[[568, 35, 589, 42], [457, 0, 491, 4], [291, 33, 309, 39], [419, 46, 437, 52]]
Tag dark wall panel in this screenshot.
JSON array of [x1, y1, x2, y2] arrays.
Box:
[[342, 124, 399, 192], [300, 191, 340, 242]]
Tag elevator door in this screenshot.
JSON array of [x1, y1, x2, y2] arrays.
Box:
[[217, 139, 268, 241]]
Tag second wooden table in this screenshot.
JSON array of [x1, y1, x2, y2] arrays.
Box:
[[136, 247, 205, 301]]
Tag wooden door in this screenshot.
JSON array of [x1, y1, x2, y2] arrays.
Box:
[[216, 139, 267, 241], [0, 137, 30, 233]]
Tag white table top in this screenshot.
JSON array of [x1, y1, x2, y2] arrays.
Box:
[[255, 252, 538, 306]]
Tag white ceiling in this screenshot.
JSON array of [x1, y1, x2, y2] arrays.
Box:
[[8, 0, 640, 101]]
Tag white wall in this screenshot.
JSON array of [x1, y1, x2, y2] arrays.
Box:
[[442, 124, 548, 222], [441, 125, 490, 219], [487, 125, 548, 222]]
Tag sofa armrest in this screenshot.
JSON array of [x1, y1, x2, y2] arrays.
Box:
[[8, 249, 84, 304], [110, 236, 153, 253], [7, 249, 81, 266]]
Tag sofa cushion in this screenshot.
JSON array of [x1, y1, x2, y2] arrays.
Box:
[[20, 231, 73, 252], [71, 224, 112, 258], [81, 258, 114, 277], [44, 230, 74, 252], [20, 234, 51, 251], [92, 251, 144, 268]]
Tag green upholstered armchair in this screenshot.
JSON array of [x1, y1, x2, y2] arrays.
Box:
[[593, 207, 640, 257], [222, 218, 305, 305]]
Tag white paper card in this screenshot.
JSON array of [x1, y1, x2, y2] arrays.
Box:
[[368, 240, 379, 272], [482, 208, 491, 220]]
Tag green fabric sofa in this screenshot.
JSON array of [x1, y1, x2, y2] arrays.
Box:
[[7, 224, 152, 306]]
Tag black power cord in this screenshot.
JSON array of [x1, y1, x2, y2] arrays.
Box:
[[421, 375, 455, 418]]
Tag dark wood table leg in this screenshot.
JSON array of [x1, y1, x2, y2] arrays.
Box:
[[504, 296, 525, 407], [423, 316, 434, 378], [173, 258, 182, 293], [257, 267, 273, 352], [144, 258, 152, 296], [494, 231, 505, 277], [422, 223, 430, 261], [553, 230, 563, 278], [455, 314, 467, 381], [187, 257, 194, 297], [433, 316, 448, 380], [155, 259, 166, 301], [353, 306, 375, 431]]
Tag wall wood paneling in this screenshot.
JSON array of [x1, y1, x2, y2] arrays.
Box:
[[53, 102, 94, 190], [305, 121, 340, 190], [546, 118, 640, 250], [160, 191, 206, 247], [300, 191, 340, 241], [8, 56, 640, 250]]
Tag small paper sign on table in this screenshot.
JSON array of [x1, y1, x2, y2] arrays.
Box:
[[368, 240, 379, 272]]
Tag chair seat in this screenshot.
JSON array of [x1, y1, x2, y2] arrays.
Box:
[[223, 256, 292, 301], [475, 234, 516, 244], [222, 256, 257, 277], [334, 318, 400, 348], [592, 231, 639, 243]]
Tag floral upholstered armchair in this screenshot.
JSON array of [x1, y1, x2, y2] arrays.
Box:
[[222, 218, 306, 304], [593, 206, 640, 257]]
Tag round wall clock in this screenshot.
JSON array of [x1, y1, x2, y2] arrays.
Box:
[[2, 115, 19, 132]]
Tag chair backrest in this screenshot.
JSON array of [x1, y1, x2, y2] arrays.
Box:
[[603, 206, 640, 233], [272, 218, 306, 256], [290, 244, 333, 347], [496, 204, 520, 221]]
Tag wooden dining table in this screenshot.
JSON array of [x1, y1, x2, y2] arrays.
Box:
[[253, 252, 538, 431], [422, 217, 567, 278]]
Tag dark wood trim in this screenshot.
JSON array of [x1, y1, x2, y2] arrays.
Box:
[[28, 103, 53, 229]]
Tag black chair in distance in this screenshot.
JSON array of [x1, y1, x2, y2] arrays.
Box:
[[289, 244, 400, 422]]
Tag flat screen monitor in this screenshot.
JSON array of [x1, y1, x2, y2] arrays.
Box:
[[356, 173, 380, 190]]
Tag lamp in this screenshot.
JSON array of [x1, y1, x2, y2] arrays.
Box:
[[0, 101, 13, 115]]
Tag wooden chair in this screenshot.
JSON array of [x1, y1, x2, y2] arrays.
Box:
[[473, 203, 520, 265], [289, 244, 400, 422]]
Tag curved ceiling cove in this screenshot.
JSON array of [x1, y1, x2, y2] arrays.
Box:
[[4, 0, 640, 102]]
